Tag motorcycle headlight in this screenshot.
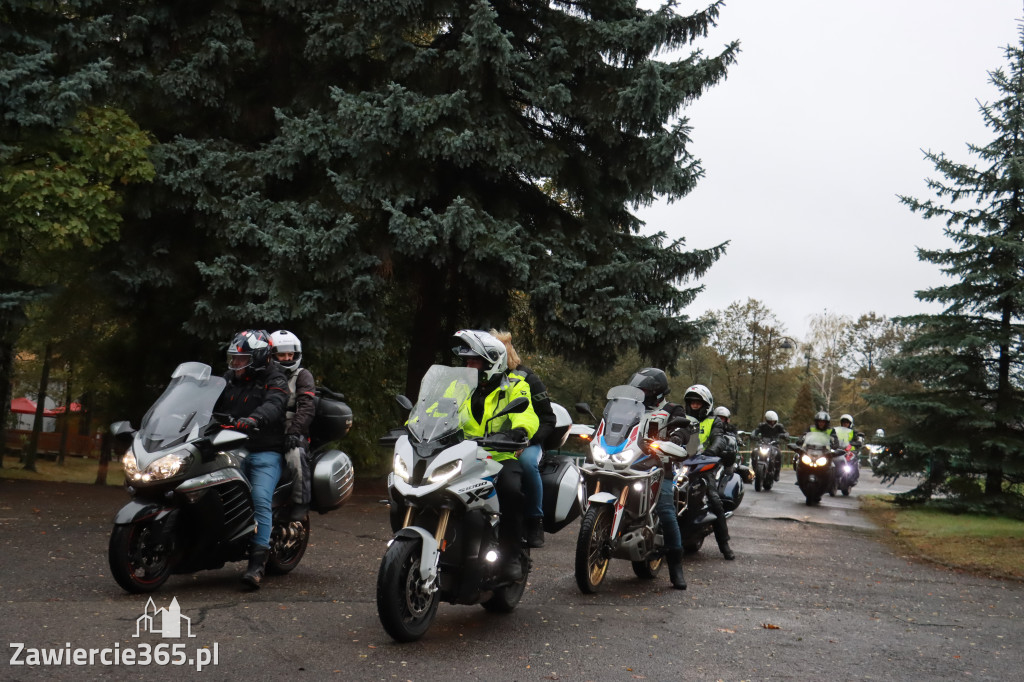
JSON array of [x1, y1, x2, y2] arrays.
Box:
[[122, 450, 140, 478], [800, 454, 813, 466], [592, 444, 609, 462], [428, 459, 463, 484], [611, 449, 637, 465], [393, 454, 411, 482], [759, 447, 770, 455], [129, 451, 191, 482], [815, 456, 829, 467]]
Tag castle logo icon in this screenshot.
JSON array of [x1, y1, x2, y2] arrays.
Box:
[[133, 597, 196, 639]]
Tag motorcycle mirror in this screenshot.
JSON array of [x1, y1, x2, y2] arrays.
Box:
[[574, 402, 597, 422], [110, 420, 135, 438], [491, 396, 529, 419], [211, 429, 247, 448], [396, 395, 413, 411]]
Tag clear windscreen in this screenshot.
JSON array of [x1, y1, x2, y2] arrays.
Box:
[[407, 365, 478, 443], [138, 363, 225, 451], [803, 431, 832, 450], [600, 385, 646, 447]]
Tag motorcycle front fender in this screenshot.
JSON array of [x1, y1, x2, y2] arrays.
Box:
[[112, 499, 173, 526], [392, 527, 439, 583], [587, 492, 618, 506]]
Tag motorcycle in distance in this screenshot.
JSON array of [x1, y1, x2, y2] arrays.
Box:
[[377, 365, 584, 643], [750, 438, 781, 492], [788, 431, 837, 506], [108, 362, 355, 593], [834, 445, 861, 496], [572, 385, 674, 593]]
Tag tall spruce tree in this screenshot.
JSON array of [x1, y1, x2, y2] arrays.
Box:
[[101, 0, 737, 395], [880, 24, 1024, 506]]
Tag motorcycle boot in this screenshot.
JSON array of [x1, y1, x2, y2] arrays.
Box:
[[525, 516, 545, 548], [666, 549, 687, 590], [241, 546, 270, 589], [707, 482, 735, 560]]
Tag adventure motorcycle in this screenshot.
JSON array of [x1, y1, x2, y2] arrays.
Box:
[[834, 446, 860, 496], [751, 438, 781, 492], [377, 365, 583, 642], [788, 431, 837, 506], [108, 362, 354, 593], [574, 385, 667, 593]]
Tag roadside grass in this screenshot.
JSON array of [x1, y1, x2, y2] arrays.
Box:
[[862, 495, 1024, 581], [0, 453, 124, 487]]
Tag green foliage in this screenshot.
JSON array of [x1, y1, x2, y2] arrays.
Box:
[[880, 24, 1024, 503]]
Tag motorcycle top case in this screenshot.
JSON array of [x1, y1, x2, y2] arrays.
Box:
[[539, 454, 583, 533], [310, 397, 353, 444], [311, 449, 355, 513]]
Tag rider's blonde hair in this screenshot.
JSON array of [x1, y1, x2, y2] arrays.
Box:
[[489, 329, 521, 370]]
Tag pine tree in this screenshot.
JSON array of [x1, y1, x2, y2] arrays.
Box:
[[99, 0, 738, 393], [880, 24, 1024, 506]]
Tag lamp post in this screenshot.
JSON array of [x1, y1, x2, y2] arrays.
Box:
[[761, 330, 798, 417]]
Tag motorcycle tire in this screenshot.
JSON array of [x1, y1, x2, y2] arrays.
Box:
[[376, 537, 439, 643], [482, 550, 530, 613], [631, 554, 664, 579], [754, 473, 763, 492], [683, 535, 705, 554], [108, 522, 173, 594], [266, 516, 310, 575], [805, 495, 821, 506], [763, 477, 774, 491], [574, 505, 613, 594], [841, 485, 851, 497]]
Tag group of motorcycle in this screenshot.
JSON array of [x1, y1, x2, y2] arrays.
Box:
[[788, 435, 861, 505], [104, 362, 853, 643]]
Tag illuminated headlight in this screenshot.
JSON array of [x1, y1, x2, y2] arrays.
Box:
[[611, 450, 636, 465], [127, 450, 191, 482], [123, 451, 140, 478], [759, 447, 770, 455], [814, 456, 829, 467], [393, 454, 410, 482], [428, 460, 463, 484], [844, 465, 853, 473], [633, 481, 644, 491], [592, 445, 609, 462], [801, 454, 813, 466]]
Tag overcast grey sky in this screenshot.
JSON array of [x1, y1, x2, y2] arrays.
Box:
[[637, 0, 1023, 339]]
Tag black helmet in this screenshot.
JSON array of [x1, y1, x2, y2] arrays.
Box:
[[227, 330, 273, 376], [627, 368, 669, 408]]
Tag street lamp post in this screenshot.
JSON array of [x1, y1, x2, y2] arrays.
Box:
[[761, 331, 797, 417]]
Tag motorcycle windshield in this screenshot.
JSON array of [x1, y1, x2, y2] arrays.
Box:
[[406, 365, 478, 443], [600, 385, 646, 448], [802, 431, 832, 451], [138, 362, 226, 452]]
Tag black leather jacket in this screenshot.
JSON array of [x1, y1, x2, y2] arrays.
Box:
[[216, 363, 289, 453]]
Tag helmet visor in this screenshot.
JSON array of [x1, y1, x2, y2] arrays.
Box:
[[227, 352, 252, 370]]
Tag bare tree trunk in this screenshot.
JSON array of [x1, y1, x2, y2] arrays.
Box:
[[95, 431, 111, 485], [24, 343, 53, 472], [58, 367, 72, 466]]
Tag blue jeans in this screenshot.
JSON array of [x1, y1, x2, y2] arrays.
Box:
[[243, 450, 283, 549], [519, 444, 544, 519], [655, 479, 681, 552]]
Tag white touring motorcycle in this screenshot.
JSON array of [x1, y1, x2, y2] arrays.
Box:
[[377, 365, 583, 642]]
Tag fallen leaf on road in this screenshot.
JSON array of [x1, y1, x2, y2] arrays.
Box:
[[761, 623, 780, 630]]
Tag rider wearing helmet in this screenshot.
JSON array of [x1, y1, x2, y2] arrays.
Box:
[[216, 329, 289, 589], [752, 410, 789, 480], [834, 414, 864, 450], [271, 330, 317, 522], [452, 329, 539, 582], [682, 384, 735, 560], [804, 411, 840, 449], [629, 368, 690, 589]]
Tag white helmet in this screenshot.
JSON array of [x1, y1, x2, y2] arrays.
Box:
[[764, 410, 778, 424], [682, 384, 713, 420], [840, 413, 854, 426], [713, 406, 731, 419], [270, 330, 303, 372], [452, 329, 508, 383], [875, 428, 885, 438]]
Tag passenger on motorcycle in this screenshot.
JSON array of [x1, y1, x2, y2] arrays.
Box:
[[216, 329, 290, 589], [628, 367, 689, 590], [752, 410, 788, 478], [490, 329, 557, 549], [270, 330, 317, 523], [833, 414, 865, 451], [712, 406, 742, 468], [452, 329, 540, 582], [683, 385, 735, 560]]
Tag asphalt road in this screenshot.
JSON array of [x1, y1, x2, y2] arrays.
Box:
[[1, 468, 1021, 681]]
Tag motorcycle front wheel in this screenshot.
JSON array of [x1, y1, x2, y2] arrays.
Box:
[[574, 505, 613, 593], [108, 522, 173, 593], [754, 471, 763, 492], [267, 516, 310, 575], [376, 537, 439, 642]]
